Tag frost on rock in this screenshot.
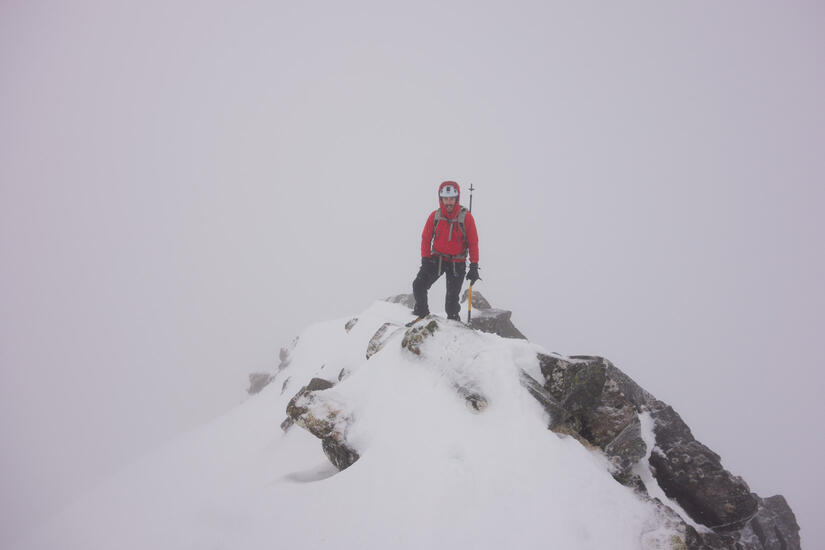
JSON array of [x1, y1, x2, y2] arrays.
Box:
[[460, 290, 526, 339], [649, 405, 758, 532], [401, 316, 492, 412], [400, 318, 439, 356], [366, 322, 398, 359], [264, 296, 798, 550], [344, 318, 358, 332], [532, 351, 800, 550], [286, 377, 359, 471], [25, 295, 803, 550], [738, 495, 801, 550]]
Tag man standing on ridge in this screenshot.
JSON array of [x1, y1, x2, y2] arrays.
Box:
[[410, 181, 480, 323]]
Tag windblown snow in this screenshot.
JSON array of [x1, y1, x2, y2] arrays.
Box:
[[19, 300, 682, 550]]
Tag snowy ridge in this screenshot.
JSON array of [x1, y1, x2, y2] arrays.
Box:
[[20, 300, 703, 550]]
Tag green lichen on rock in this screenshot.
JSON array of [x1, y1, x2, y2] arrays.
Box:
[[669, 535, 689, 550], [401, 318, 440, 355]]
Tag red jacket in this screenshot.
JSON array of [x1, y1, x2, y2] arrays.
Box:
[[420, 181, 479, 263]]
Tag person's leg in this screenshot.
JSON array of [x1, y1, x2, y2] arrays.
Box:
[[412, 258, 441, 317], [445, 261, 466, 320]]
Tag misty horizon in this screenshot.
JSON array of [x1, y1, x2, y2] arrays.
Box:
[[2, 1, 823, 548]]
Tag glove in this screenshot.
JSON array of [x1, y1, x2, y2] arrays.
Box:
[[466, 263, 480, 283]]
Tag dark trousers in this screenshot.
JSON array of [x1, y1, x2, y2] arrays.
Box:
[[412, 257, 466, 319]]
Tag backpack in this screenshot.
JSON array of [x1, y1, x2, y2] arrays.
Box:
[[431, 207, 469, 260]]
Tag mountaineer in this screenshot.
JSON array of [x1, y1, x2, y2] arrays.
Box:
[[409, 181, 480, 324]]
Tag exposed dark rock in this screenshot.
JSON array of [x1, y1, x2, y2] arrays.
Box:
[[468, 308, 527, 339], [649, 406, 759, 532], [642, 496, 743, 550], [537, 354, 574, 392], [538, 355, 638, 449], [605, 417, 647, 477], [247, 372, 274, 395], [737, 494, 801, 550], [531, 351, 790, 544], [322, 438, 360, 471], [683, 524, 739, 550], [260, 297, 801, 546], [344, 318, 358, 332], [457, 290, 526, 339], [303, 377, 334, 393], [460, 288, 492, 310], [281, 376, 291, 395], [385, 293, 416, 309], [517, 370, 569, 429]]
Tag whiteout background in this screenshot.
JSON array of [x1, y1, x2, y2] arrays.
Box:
[[1, 1, 823, 548]]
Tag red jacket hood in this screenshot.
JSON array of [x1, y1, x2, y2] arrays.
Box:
[[438, 181, 461, 218]]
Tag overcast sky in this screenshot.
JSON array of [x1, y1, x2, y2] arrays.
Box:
[[2, 1, 823, 548]]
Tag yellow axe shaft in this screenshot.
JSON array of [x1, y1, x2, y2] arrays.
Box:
[[467, 283, 473, 324]]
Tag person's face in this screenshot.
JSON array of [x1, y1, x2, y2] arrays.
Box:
[[442, 196, 457, 211]]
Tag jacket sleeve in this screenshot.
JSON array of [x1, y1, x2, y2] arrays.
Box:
[[421, 211, 435, 258], [465, 212, 479, 264]]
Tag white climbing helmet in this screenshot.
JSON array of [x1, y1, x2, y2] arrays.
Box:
[[439, 182, 459, 198]]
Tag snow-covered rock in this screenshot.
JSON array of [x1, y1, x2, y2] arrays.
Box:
[[461, 289, 526, 339], [18, 296, 799, 550]]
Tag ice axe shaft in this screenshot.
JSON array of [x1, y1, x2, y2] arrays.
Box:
[[467, 283, 473, 324]]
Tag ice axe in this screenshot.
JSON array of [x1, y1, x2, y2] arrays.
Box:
[[466, 183, 475, 325], [467, 282, 474, 324]]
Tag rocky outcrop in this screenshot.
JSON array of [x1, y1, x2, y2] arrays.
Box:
[[649, 406, 758, 532], [366, 321, 398, 359], [384, 290, 527, 340], [530, 353, 799, 550], [517, 370, 569, 430], [604, 417, 647, 478], [247, 372, 274, 395], [269, 296, 799, 550], [539, 354, 647, 449], [468, 307, 527, 339], [461, 290, 526, 339], [400, 318, 439, 355], [460, 289, 492, 310], [285, 377, 359, 471], [739, 495, 801, 550], [385, 293, 416, 309]]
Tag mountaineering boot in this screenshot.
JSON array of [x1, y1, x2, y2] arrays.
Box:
[[405, 316, 426, 328]]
